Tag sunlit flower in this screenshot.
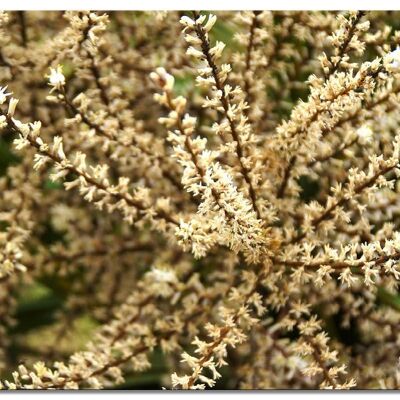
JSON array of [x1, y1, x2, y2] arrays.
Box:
[[47, 65, 65, 92], [0, 86, 11, 105]]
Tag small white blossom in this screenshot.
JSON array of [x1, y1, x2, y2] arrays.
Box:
[[210, 41, 225, 59], [203, 14, 217, 32], [7, 98, 19, 117], [0, 115, 7, 129], [0, 86, 11, 105], [180, 16, 195, 28], [386, 47, 400, 70], [356, 125, 373, 144], [149, 67, 174, 92], [149, 266, 177, 283], [47, 65, 65, 92]]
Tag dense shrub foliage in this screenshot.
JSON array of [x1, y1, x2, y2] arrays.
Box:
[[1, 10, 400, 389]]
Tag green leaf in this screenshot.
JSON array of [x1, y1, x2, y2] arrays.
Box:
[[377, 287, 400, 311]]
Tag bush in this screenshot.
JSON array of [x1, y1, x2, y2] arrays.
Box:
[[1, 10, 400, 389]]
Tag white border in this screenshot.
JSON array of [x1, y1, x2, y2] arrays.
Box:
[[1, 0, 400, 10], [1, 3, 400, 398]]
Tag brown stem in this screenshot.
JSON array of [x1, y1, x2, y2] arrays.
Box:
[[192, 11, 262, 220]]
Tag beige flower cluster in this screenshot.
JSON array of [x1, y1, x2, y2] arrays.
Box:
[[1, 10, 400, 390]]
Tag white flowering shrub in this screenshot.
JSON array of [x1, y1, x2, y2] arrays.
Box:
[[1, 10, 400, 390]]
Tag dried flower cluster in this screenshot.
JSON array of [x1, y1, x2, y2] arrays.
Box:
[[1, 10, 400, 390]]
